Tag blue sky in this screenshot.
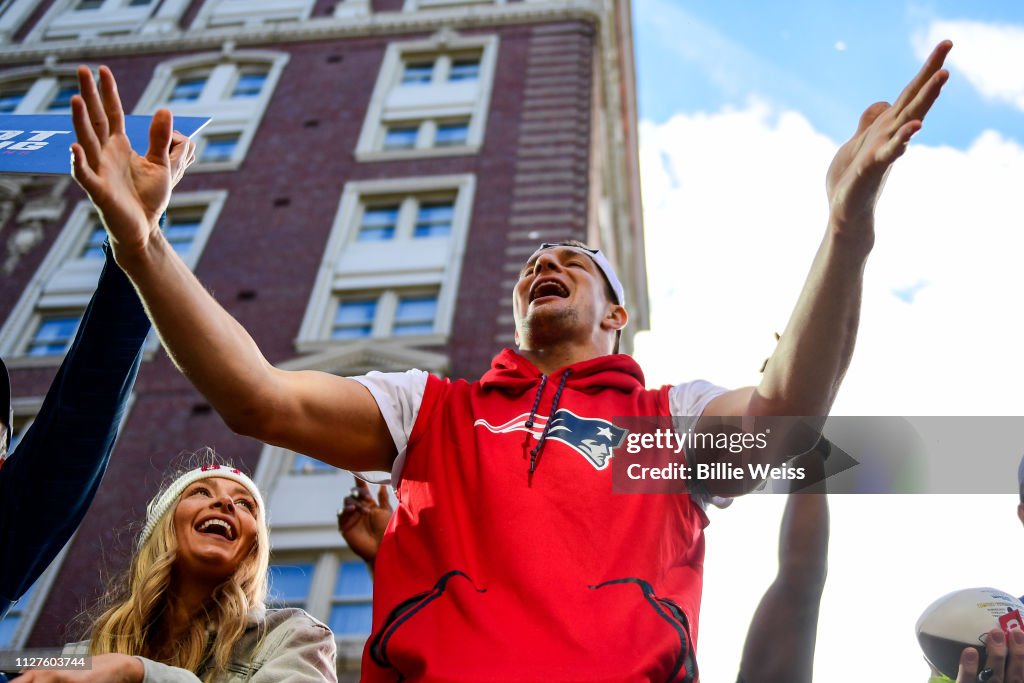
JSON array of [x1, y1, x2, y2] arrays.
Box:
[[634, 0, 1024, 148], [629, 3, 1024, 681]]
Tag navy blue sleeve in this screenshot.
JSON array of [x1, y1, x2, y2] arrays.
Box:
[[0, 241, 151, 615]]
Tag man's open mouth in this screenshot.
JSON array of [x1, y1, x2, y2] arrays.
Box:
[[529, 280, 570, 302]]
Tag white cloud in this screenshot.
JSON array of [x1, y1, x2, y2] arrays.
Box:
[[633, 101, 1024, 682], [916, 19, 1024, 111], [634, 104, 1024, 416], [834, 40, 847, 52]]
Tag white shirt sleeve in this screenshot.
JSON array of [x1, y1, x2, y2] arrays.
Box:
[[349, 369, 429, 486], [668, 379, 733, 510], [668, 379, 729, 417]]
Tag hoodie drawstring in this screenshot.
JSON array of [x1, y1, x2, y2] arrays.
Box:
[[529, 369, 571, 475], [524, 375, 548, 430]]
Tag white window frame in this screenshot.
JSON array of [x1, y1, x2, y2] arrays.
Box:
[[402, 0, 503, 10], [133, 51, 289, 173], [296, 174, 475, 354], [354, 34, 497, 162], [21, 0, 181, 42], [0, 191, 226, 366], [190, 0, 313, 29], [0, 66, 83, 114]]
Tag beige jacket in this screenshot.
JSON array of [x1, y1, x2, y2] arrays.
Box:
[[64, 607, 337, 682]]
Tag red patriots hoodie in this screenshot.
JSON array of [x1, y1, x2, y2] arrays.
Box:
[[362, 350, 707, 682]]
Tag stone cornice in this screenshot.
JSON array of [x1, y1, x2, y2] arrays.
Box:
[[0, 0, 606, 63]]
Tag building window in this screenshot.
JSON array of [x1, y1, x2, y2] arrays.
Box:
[[329, 289, 439, 340], [402, 0, 501, 9], [400, 61, 434, 85], [376, 118, 470, 153], [353, 196, 454, 243], [395, 54, 480, 87], [331, 298, 376, 340], [76, 207, 204, 261], [434, 121, 469, 147], [0, 71, 87, 115], [191, 0, 315, 29], [231, 68, 267, 99], [266, 553, 373, 640], [133, 52, 288, 173], [168, 71, 208, 103], [268, 562, 315, 608], [0, 192, 226, 363], [393, 294, 438, 336], [164, 211, 202, 255], [25, 314, 80, 357], [447, 58, 480, 83], [26, 0, 170, 41], [44, 79, 77, 112], [356, 205, 399, 242], [154, 61, 276, 105], [198, 132, 240, 164], [296, 175, 474, 352], [413, 201, 453, 238], [382, 126, 418, 151], [0, 83, 28, 113], [329, 562, 373, 637], [355, 35, 497, 161], [78, 224, 106, 260]]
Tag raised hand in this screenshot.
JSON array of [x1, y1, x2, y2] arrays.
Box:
[[337, 479, 393, 568], [70, 65, 195, 258], [826, 40, 952, 251]]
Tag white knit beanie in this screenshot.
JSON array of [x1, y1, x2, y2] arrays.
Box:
[[138, 464, 264, 549]]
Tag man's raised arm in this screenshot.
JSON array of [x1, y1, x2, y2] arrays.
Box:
[[705, 41, 951, 420], [69, 65, 395, 472]]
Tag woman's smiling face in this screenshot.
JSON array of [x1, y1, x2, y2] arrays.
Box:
[[172, 476, 260, 583]]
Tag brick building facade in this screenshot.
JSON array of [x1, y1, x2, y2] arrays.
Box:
[[0, 0, 645, 675]]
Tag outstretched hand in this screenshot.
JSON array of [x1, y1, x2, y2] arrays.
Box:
[[70, 65, 195, 258], [337, 479, 393, 568], [826, 40, 952, 250]]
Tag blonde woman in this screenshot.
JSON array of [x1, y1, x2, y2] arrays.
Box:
[[19, 461, 337, 682]]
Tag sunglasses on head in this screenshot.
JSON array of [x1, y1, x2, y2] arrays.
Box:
[[539, 242, 600, 254]]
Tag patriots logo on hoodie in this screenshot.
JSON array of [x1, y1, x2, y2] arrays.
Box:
[[475, 409, 628, 470]]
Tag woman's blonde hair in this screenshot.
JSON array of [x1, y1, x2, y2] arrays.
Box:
[[87, 450, 270, 681]]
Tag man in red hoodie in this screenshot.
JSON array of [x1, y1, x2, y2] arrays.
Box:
[[68, 41, 952, 682]]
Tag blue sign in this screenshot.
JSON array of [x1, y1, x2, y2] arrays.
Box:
[[0, 114, 210, 175]]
